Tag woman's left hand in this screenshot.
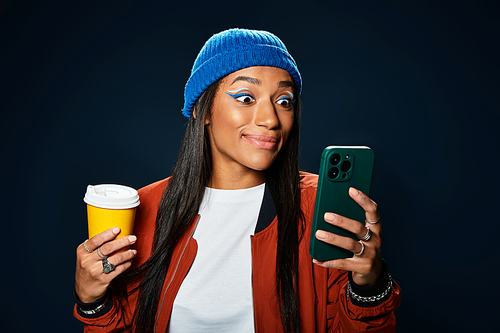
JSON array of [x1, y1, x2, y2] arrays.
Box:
[[313, 187, 382, 287]]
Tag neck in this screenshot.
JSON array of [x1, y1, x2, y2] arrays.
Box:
[[208, 166, 266, 190]]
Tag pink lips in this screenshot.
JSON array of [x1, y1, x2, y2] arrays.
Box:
[[243, 134, 278, 149]]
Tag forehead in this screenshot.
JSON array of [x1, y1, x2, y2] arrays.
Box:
[[223, 66, 293, 85]]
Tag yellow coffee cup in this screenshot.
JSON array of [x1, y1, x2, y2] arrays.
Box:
[[84, 184, 140, 239]]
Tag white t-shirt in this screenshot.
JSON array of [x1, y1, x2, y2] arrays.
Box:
[[168, 183, 265, 332]]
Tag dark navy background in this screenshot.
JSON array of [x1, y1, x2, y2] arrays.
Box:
[[1, 0, 499, 332]]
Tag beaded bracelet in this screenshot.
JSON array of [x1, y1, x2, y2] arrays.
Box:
[[78, 300, 108, 315], [347, 275, 393, 303]]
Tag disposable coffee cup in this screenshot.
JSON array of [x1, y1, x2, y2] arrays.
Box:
[[84, 184, 140, 239]]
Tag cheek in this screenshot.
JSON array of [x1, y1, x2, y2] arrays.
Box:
[[211, 107, 248, 132], [280, 113, 295, 141]]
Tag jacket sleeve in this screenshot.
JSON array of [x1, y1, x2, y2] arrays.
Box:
[[299, 173, 402, 332], [73, 179, 167, 332], [73, 290, 137, 332], [327, 266, 401, 332]]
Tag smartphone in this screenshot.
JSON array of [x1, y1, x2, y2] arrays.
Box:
[[309, 146, 374, 261]]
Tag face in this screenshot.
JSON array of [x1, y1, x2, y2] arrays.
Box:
[[205, 66, 296, 186]]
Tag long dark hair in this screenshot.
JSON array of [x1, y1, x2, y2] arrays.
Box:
[[113, 76, 304, 333]]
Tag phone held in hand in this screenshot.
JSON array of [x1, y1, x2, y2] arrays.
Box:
[[309, 146, 374, 261]]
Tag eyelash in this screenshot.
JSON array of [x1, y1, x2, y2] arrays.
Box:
[[226, 92, 255, 104], [225, 92, 296, 109], [276, 96, 295, 109]]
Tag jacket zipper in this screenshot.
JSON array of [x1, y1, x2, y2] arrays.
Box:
[[250, 234, 257, 332], [154, 214, 201, 332]]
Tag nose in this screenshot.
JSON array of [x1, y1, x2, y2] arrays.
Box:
[[254, 99, 279, 129]]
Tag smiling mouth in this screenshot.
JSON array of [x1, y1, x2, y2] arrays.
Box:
[[243, 134, 278, 149]]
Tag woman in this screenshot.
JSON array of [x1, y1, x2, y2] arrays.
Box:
[[74, 28, 401, 332]]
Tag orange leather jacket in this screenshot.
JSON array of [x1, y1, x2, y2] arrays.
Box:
[[74, 172, 401, 332]]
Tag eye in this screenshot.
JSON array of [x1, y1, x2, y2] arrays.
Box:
[[276, 96, 295, 109], [235, 94, 255, 104], [225, 92, 255, 104]]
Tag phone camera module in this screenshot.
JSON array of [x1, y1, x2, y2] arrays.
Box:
[[328, 167, 339, 179], [341, 161, 351, 172], [330, 153, 341, 165]]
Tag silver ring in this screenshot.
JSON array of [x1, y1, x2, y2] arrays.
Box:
[[96, 247, 107, 260], [359, 225, 372, 241], [353, 241, 365, 256], [83, 239, 93, 253], [366, 217, 380, 224], [102, 259, 115, 274]]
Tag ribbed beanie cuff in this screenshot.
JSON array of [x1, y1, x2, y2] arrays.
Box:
[[182, 28, 302, 117]]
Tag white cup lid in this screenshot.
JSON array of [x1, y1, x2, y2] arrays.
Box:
[[84, 184, 140, 209]]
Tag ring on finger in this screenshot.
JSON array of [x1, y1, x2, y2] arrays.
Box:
[[366, 217, 380, 224], [83, 239, 93, 253], [353, 241, 365, 256], [96, 247, 107, 260], [102, 259, 115, 274], [359, 225, 372, 241]]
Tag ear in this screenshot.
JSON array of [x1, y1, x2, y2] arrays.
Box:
[[193, 106, 211, 125], [203, 107, 211, 125]]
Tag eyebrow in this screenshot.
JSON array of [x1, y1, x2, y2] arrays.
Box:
[[278, 81, 293, 88], [231, 76, 260, 85], [230, 76, 294, 89]]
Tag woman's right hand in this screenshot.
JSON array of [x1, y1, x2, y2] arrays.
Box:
[[75, 227, 137, 303]]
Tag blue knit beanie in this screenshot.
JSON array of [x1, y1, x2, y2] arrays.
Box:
[[182, 28, 302, 117]]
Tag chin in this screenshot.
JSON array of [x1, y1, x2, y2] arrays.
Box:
[[245, 157, 277, 172]]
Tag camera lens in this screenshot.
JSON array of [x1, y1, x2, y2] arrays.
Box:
[[330, 153, 341, 165], [341, 160, 351, 172], [328, 167, 339, 179]]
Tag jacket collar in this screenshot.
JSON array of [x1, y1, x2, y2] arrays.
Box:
[[254, 184, 277, 234]]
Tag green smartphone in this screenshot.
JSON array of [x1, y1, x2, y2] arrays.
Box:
[[309, 146, 374, 261]]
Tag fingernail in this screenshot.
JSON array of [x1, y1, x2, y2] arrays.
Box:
[[349, 187, 360, 195], [112, 227, 120, 234], [128, 235, 137, 243], [324, 212, 336, 222], [130, 249, 137, 256], [316, 230, 327, 240]]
